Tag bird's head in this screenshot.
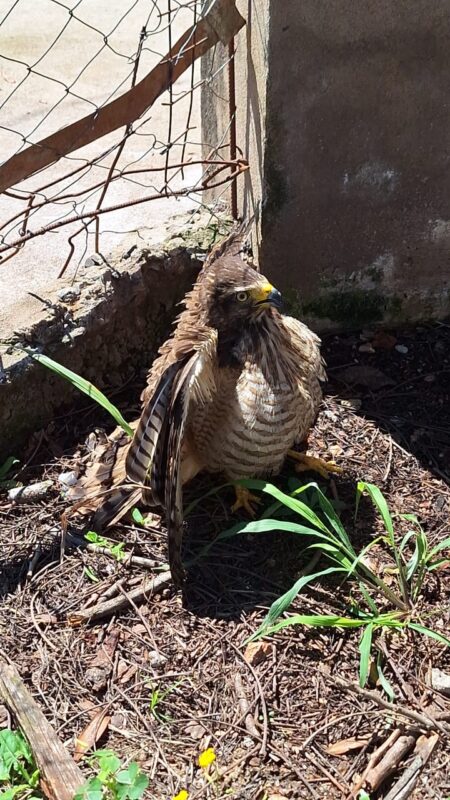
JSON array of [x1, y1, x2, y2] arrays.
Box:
[[199, 259, 283, 332]]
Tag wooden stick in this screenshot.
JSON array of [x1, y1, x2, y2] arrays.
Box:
[[321, 670, 449, 734], [383, 733, 439, 800], [0, 0, 245, 192], [0, 661, 85, 800], [67, 570, 172, 625], [365, 733, 417, 791]]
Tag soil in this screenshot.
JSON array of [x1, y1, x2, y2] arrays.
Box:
[[0, 321, 449, 800]]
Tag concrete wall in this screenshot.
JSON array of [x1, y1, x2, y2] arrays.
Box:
[[202, 1, 450, 329]]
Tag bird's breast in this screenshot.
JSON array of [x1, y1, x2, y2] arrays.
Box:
[[189, 363, 312, 479]]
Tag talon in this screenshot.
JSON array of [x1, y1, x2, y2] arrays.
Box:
[[231, 485, 261, 517], [288, 450, 343, 479]]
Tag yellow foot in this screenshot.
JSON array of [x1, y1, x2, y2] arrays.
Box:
[[231, 485, 262, 517], [287, 450, 343, 479]]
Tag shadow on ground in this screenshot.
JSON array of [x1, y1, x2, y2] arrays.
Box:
[[323, 320, 450, 486]]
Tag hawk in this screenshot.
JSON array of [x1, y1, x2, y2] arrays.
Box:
[[69, 232, 339, 585]]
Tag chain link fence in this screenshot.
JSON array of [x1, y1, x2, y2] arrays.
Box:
[[0, 0, 245, 294]]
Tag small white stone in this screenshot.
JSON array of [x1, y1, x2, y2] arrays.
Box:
[[56, 285, 81, 303], [58, 471, 78, 487], [8, 480, 53, 502], [395, 344, 409, 354]]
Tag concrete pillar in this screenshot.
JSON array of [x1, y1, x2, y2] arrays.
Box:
[[202, 1, 450, 329]]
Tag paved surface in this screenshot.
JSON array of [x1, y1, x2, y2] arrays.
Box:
[[0, 0, 203, 336]]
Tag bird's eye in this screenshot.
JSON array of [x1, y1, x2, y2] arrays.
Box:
[[236, 291, 249, 303]]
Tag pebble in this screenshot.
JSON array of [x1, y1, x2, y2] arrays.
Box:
[[430, 668, 450, 696], [56, 285, 81, 303], [395, 344, 409, 354], [8, 480, 53, 503], [148, 650, 168, 669], [58, 470, 78, 488], [84, 253, 104, 267], [358, 343, 375, 354]]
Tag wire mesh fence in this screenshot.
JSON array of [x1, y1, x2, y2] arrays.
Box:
[[0, 0, 246, 295]]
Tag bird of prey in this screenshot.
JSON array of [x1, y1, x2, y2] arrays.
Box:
[[69, 231, 339, 585]]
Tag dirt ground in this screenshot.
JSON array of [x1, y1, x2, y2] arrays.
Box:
[[0, 321, 449, 800]]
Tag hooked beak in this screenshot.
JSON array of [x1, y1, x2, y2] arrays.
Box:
[[251, 283, 283, 310]]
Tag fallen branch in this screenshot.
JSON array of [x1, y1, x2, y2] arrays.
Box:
[[67, 570, 172, 625], [383, 733, 439, 800], [0, 0, 245, 193], [0, 660, 85, 800], [321, 670, 449, 734], [363, 732, 418, 792]]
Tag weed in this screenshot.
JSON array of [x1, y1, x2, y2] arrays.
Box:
[[74, 750, 148, 800], [148, 680, 186, 723], [205, 479, 450, 691], [31, 353, 132, 436], [85, 531, 126, 562], [0, 729, 41, 800], [0, 457, 20, 491]]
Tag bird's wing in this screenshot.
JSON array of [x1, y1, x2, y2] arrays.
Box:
[[126, 330, 217, 584], [281, 314, 326, 382]]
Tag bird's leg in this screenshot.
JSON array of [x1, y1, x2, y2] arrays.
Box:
[[231, 485, 261, 517], [288, 449, 342, 479]]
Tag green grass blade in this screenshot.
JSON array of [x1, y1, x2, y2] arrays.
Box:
[[237, 479, 331, 533], [0, 456, 19, 480], [357, 481, 394, 538], [258, 566, 345, 633], [216, 518, 329, 542], [315, 486, 353, 549], [429, 536, 450, 557], [358, 623, 373, 687], [408, 623, 450, 647], [260, 613, 370, 638], [376, 656, 395, 702], [32, 352, 133, 436]]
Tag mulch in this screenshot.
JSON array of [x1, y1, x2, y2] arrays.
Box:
[[0, 321, 449, 800]]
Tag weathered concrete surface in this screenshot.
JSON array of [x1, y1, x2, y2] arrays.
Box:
[[202, 1, 450, 329], [0, 0, 201, 337], [0, 212, 225, 461]]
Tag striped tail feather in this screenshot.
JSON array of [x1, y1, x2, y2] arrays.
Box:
[[126, 361, 183, 507]]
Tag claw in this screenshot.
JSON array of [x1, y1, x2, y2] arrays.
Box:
[[231, 485, 261, 517], [288, 450, 343, 479]]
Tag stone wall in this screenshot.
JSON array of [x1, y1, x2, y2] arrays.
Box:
[[202, 1, 450, 329], [0, 216, 222, 461]]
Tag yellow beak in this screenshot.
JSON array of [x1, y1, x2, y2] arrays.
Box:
[[250, 283, 283, 308]]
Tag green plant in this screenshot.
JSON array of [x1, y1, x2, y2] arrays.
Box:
[[148, 680, 186, 723], [0, 457, 20, 490], [31, 353, 132, 437], [85, 532, 126, 562], [204, 479, 450, 690], [0, 729, 41, 800], [74, 750, 148, 800]]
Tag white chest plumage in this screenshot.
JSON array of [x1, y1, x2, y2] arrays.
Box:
[[187, 314, 323, 480]]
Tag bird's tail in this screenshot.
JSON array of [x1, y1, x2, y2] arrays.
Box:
[[66, 423, 141, 530]]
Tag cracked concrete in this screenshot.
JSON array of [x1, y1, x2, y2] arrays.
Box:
[[0, 211, 228, 460]]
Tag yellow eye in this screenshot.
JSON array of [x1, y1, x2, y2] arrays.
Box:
[[236, 291, 248, 302]]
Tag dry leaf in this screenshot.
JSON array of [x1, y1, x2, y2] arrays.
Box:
[[74, 709, 111, 760], [118, 663, 138, 685], [77, 699, 97, 714], [326, 736, 370, 756], [90, 629, 120, 669], [244, 642, 273, 666]]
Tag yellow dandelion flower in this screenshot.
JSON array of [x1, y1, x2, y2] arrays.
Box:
[[198, 747, 216, 769], [172, 791, 189, 800]]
